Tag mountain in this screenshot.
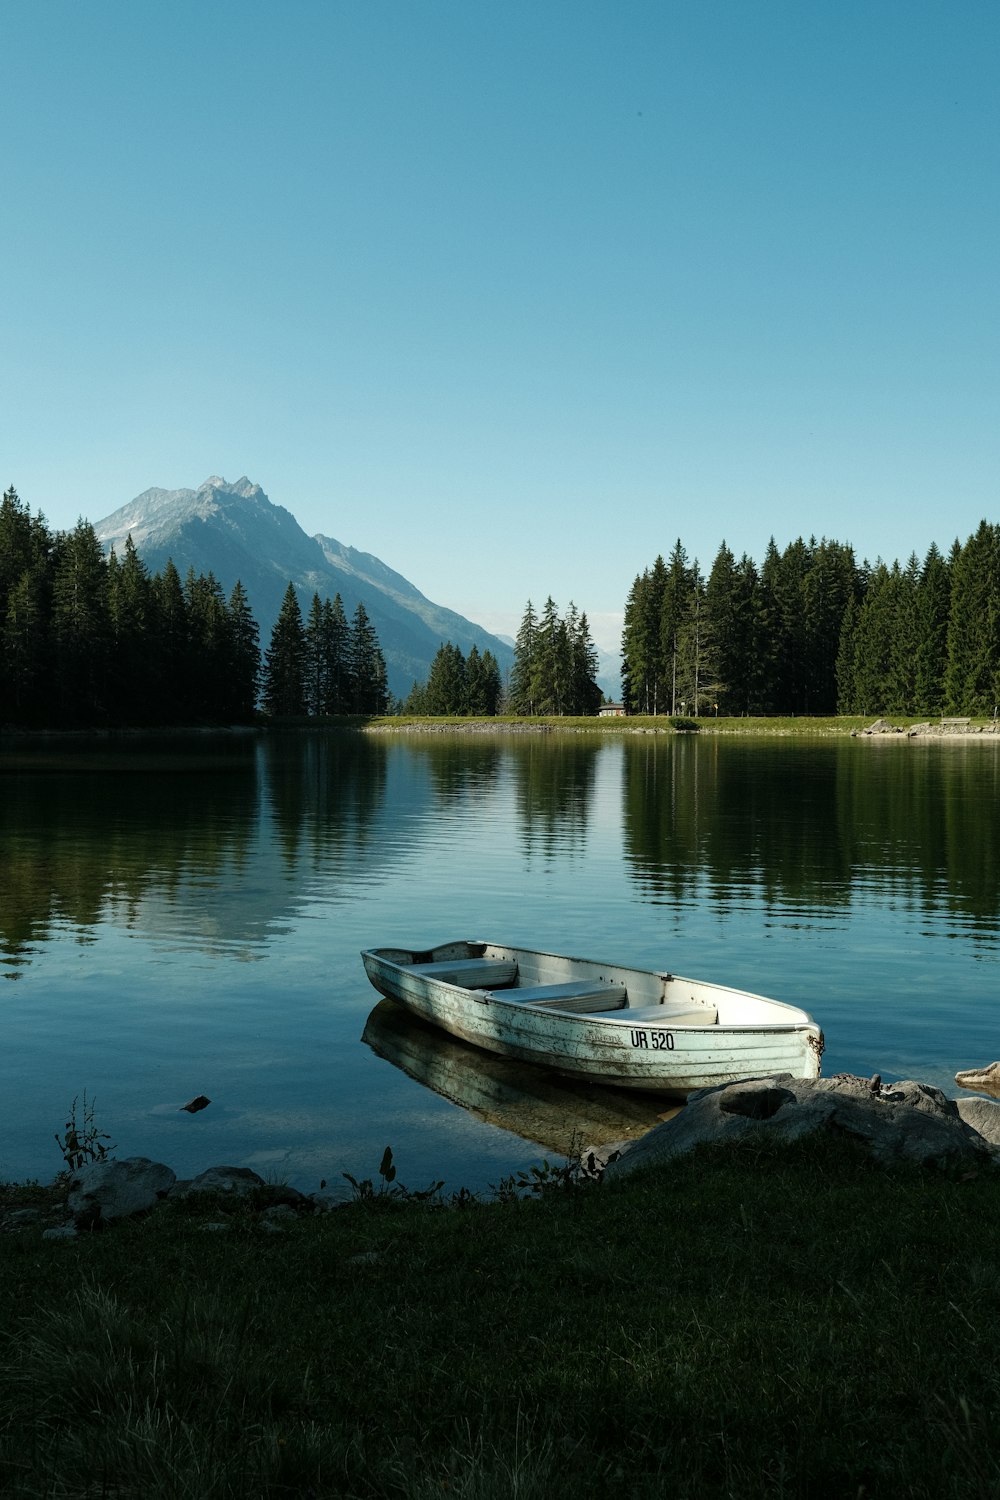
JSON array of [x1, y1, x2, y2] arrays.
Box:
[[595, 648, 621, 702], [94, 476, 515, 698]]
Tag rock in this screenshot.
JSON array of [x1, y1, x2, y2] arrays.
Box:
[[172, 1165, 266, 1198], [68, 1157, 177, 1226], [309, 1186, 354, 1213], [955, 1062, 1000, 1099], [1, 1208, 41, 1231], [42, 1223, 78, 1240], [263, 1183, 308, 1209], [600, 1074, 994, 1179], [575, 1142, 629, 1178], [956, 1096, 1000, 1145]]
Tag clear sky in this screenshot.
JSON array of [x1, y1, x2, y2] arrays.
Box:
[[3, 1, 997, 652]]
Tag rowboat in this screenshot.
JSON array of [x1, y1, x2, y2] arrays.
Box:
[[360, 941, 825, 1095]]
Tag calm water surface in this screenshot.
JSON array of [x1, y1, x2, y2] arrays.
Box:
[[2, 730, 998, 1191]]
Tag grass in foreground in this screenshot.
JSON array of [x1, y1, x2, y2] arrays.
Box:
[[3, 1136, 1000, 1498]]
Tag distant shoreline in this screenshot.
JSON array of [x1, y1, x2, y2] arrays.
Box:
[[3, 716, 998, 746], [365, 716, 1000, 740]]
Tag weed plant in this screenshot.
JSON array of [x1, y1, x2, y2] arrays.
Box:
[[3, 1134, 1000, 1497]]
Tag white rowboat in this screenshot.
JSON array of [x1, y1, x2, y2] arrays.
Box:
[[360, 941, 824, 1095]]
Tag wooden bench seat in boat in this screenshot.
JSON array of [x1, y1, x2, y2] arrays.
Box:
[[492, 980, 628, 1014], [612, 1001, 719, 1026], [409, 958, 519, 988]]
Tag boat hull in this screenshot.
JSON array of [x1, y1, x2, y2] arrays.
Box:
[[361, 942, 824, 1096]]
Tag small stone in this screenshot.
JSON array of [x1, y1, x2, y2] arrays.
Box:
[[42, 1224, 78, 1240], [309, 1186, 354, 1212], [1, 1208, 41, 1230]]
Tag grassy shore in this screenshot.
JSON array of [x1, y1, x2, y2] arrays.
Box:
[[365, 714, 996, 736], [3, 1136, 1000, 1498]]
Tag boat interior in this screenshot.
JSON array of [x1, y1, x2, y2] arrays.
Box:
[[407, 955, 719, 1026]]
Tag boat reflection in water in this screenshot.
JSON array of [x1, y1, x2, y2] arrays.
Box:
[[362, 998, 680, 1158]]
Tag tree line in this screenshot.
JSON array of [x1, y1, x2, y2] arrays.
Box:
[[509, 598, 602, 715], [402, 642, 502, 715], [0, 487, 388, 727], [402, 599, 602, 717], [263, 582, 388, 718], [622, 524, 1000, 718]]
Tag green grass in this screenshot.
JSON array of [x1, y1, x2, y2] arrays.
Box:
[[4, 1136, 1000, 1497], [370, 714, 910, 734]]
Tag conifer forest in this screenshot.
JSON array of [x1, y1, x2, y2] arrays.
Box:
[[0, 488, 388, 728], [621, 527, 1000, 718]]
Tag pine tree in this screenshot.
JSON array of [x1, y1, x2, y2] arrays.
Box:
[[3, 562, 50, 724], [466, 646, 502, 715], [850, 563, 896, 715], [303, 593, 330, 717], [567, 607, 601, 715], [151, 559, 189, 723], [945, 521, 1000, 714], [347, 601, 388, 715], [262, 582, 307, 717], [184, 569, 231, 723], [913, 544, 950, 713], [0, 487, 53, 725], [226, 580, 260, 720], [424, 642, 467, 714], [884, 556, 921, 714], [108, 535, 155, 723], [509, 601, 539, 714], [51, 520, 110, 724], [802, 540, 859, 714], [659, 547, 691, 714], [835, 593, 860, 713], [321, 595, 351, 714], [535, 597, 565, 713], [620, 573, 653, 714]]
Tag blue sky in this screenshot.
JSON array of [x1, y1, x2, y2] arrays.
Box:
[[3, 1, 997, 650]]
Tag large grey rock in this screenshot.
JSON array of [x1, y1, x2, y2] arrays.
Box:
[[68, 1157, 176, 1225], [956, 1095, 1000, 1145], [172, 1165, 266, 1198], [955, 1062, 1000, 1099], [600, 1074, 994, 1179]]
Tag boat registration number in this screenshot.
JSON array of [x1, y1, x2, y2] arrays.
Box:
[[630, 1029, 674, 1050]]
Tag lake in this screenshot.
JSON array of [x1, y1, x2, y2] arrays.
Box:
[[2, 728, 999, 1193]]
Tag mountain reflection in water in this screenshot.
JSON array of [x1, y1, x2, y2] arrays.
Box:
[[362, 998, 677, 1156]]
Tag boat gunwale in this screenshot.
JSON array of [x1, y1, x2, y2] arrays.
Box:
[[361, 943, 820, 1032]]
